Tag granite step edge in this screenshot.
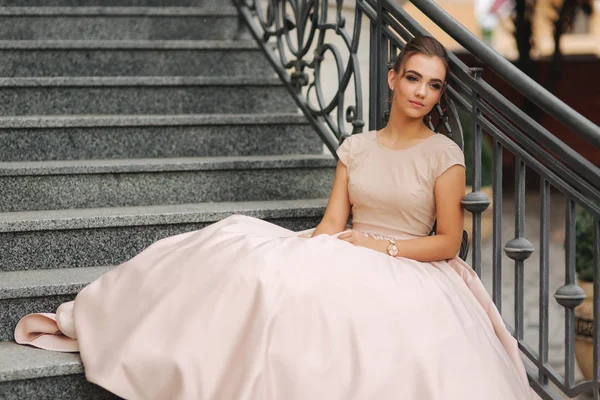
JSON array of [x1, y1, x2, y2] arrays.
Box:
[[0, 155, 336, 176], [0, 199, 328, 232], [0, 342, 83, 382], [0, 39, 259, 49], [0, 76, 282, 87], [0, 266, 112, 300], [0, 113, 308, 129], [0, 6, 238, 16]]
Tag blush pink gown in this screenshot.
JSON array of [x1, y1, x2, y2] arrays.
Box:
[[15, 131, 541, 400]]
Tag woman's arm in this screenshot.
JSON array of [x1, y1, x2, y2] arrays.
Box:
[[339, 164, 466, 261], [394, 164, 466, 261], [311, 161, 352, 237]]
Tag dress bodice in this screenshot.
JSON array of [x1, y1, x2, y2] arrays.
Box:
[[336, 130, 465, 240]]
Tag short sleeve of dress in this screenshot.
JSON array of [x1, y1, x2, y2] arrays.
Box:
[[436, 142, 466, 179], [336, 137, 352, 168]]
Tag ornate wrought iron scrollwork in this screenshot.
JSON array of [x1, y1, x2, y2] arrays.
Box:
[[236, 0, 364, 150]]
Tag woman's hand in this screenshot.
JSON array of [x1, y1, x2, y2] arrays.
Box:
[[337, 231, 375, 249], [338, 231, 396, 255]]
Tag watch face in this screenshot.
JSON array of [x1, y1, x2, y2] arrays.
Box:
[[388, 244, 399, 257]]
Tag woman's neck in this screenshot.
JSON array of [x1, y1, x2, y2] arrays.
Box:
[[382, 109, 429, 142]]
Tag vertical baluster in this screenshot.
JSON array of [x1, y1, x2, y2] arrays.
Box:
[[388, 43, 397, 69], [387, 42, 398, 123], [565, 200, 577, 387], [471, 69, 482, 277], [461, 68, 489, 278], [514, 158, 526, 339], [593, 217, 600, 398], [539, 179, 550, 385], [378, 42, 389, 130], [368, 20, 378, 131], [554, 199, 585, 390], [504, 158, 533, 341], [376, 0, 388, 130], [492, 139, 503, 311]]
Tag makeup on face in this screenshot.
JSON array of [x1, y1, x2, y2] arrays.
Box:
[[391, 54, 446, 117]]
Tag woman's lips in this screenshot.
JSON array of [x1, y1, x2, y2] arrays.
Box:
[[409, 100, 424, 108]]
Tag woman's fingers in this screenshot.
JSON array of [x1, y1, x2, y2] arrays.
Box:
[[338, 231, 357, 242], [337, 232, 350, 241]]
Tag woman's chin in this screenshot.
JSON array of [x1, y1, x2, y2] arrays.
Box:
[[399, 106, 430, 120]]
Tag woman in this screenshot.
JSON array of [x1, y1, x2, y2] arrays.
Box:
[[16, 36, 540, 400]]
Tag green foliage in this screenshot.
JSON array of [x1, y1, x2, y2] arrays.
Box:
[[458, 107, 493, 187], [575, 208, 595, 282]]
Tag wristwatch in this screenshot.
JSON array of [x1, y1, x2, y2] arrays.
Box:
[[387, 239, 399, 257]]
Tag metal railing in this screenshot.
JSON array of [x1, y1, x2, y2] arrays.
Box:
[[235, 0, 366, 155], [234, 0, 600, 398]]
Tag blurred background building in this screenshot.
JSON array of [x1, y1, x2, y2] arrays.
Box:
[[408, 0, 599, 58]]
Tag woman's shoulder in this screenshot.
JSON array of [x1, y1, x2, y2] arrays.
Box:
[[336, 131, 377, 169], [336, 131, 376, 154], [424, 133, 466, 178], [344, 130, 377, 146], [427, 132, 462, 152]]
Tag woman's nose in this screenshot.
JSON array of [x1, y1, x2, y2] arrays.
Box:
[[415, 84, 426, 97]]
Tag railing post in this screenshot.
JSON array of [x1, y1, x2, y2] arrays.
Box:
[[505, 157, 533, 340], [461, 67, 490, 278], [492, 138, 503, 311], [369, 0, 389, 131], [539, 178, 550, 386], [554, 200, 585, 389], [594, 218, 600, 385], [369, 16, 378, 131]]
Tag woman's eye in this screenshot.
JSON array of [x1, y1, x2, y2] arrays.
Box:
[[406, 75, 418, 82], [430, 84, 442, 90]]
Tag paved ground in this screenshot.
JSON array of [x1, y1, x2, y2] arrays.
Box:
[[478, 191, 593, 399]]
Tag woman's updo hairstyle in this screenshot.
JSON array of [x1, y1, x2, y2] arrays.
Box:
[[391, 36, 449, 85]]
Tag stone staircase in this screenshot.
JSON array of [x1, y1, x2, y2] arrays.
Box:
[[0, 1, 334, 398]]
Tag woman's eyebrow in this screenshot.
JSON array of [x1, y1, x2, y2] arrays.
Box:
[[405, 70, 443, 84]]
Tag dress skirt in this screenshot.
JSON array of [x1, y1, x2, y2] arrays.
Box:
[[15, 214, 540, 400]]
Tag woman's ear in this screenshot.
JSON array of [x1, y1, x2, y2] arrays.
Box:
[[387, 68, 396, 91]]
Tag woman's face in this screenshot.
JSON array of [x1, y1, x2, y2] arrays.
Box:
[[388, 53, 446, 119]]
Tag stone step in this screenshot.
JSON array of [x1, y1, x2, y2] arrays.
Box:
[[0, 266, 112, 342], [0, 342, 116, 399], [0, 40, 272, 77], [0, 7, 240, 40], [0, 114, 322, 161], [0, 198, 327, 272], [0, 155, 335, 212], [0, 76, 296, 116]]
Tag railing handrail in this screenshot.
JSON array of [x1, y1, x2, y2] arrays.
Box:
[[408, 0, 600, 149]]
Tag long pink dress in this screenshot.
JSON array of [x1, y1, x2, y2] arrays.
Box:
[[16, 131, 541, 400]]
